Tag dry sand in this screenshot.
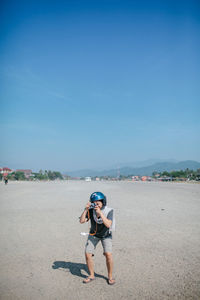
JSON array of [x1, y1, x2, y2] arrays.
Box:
[[0, 180, 200, 300]]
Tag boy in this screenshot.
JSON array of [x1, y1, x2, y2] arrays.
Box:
[[79, 192, 115, 285]]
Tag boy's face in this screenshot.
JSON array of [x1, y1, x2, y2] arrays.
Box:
[[94, 200, 103, 209]]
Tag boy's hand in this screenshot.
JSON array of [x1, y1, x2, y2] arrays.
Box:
[[85, 202, 91, 210]]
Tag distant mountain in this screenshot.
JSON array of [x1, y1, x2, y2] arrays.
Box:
[[65, 158, 178, 177], [66, 160, 200, 177], [109, 158, 178, 169], [115, 160, 200, 176]]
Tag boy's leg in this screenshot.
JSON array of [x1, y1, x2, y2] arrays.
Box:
[[105, 252, 114, 279], [83, 236, 99, 283], [101, 237, 115, 284], [85, 253, 95, 279]]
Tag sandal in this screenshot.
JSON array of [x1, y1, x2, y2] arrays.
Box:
[[83, 277, 95, 284], [107, 278, 116, 285]]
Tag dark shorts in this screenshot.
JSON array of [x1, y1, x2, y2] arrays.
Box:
[[85, 235, 112, 254]]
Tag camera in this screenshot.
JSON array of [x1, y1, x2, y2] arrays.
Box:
[[90, 202, 97, 209]]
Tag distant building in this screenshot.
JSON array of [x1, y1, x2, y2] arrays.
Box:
[[16, 169, 32, 179], [161, 177, 172, 182], [85, 177, 91, 182], [132, 176, 139, 181], [0, 167, 13, 177], [141, 176, 148, 181], [154, 173, 160, 178]]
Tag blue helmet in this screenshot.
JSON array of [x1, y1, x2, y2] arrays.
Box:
[[90, 192, 107, 207]]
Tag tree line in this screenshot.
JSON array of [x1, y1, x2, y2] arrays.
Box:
[[0, 170, 64, 181], [154, 168, 200, 180], [1, 168, 200, 181], [32, 170, 63, 180]]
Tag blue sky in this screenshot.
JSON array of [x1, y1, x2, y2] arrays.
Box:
[[0, 0, 199, 171]]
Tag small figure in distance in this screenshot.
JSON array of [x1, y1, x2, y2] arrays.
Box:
[[79, 192, 115, 285]]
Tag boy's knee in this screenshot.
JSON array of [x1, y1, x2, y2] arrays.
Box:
[[104, 252, 112, 260], [85, 252, 93, 259]]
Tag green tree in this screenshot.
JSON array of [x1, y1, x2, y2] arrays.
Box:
[[162, 171, 170, 177], [53, 171, 63, 180], [32, 172, 47, 180], [14, 171, 26, 181], [7, 172, 15, 180], [47, 170, 63, 180]]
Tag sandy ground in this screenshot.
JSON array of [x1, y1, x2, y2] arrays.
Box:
[[0, 180, 200, 300]]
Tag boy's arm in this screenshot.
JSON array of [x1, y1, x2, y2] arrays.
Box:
[[79, 202, 90, 224], [99, 212, 112, 228]]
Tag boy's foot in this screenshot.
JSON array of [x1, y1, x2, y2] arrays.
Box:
[[83, 276, 95, 284], [107, 278, 116, 285]]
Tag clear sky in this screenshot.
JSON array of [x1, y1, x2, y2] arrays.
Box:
[[0, 0, 199, 171]]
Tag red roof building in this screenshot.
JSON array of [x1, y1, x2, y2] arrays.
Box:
[[16, 169, 32, 178], [0, 167, 13, 177]]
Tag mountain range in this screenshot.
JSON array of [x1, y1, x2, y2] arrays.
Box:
[[66, 160, 200, 177]]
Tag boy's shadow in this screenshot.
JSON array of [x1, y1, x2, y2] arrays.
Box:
[[52, 261, 107, 281]]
